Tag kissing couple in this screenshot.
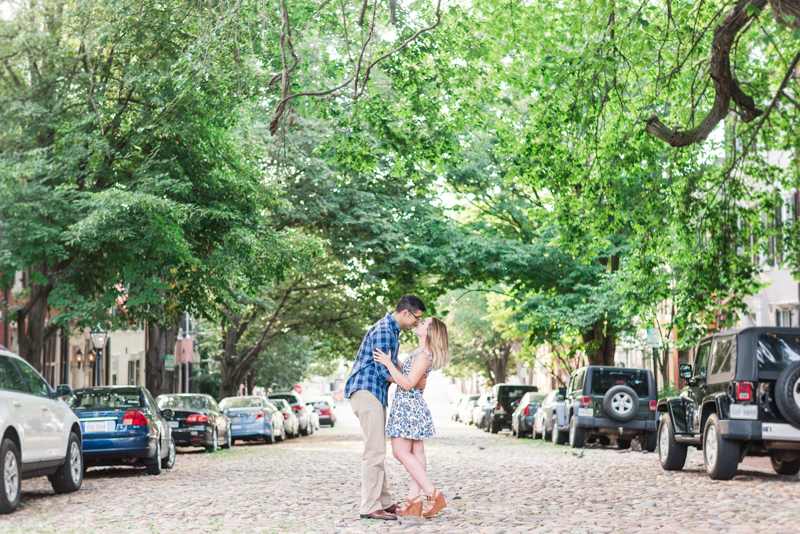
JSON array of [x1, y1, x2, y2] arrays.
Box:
[[344, 294, 451, 520]]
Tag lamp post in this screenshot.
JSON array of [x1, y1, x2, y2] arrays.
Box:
[[90, 327, 108, 387]]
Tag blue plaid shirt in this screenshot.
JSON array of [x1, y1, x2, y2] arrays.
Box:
[[345, 313, 400, 407]]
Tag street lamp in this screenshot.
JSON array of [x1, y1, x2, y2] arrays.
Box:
[[75, 349, 83, 369], [90, 327, 108, 386]]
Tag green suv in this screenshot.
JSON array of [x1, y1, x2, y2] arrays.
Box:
[[657, 327, 800, 480], [556, 366, 658, 450]]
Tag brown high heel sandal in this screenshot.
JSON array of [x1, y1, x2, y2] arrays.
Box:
[[421, 488, 446, 518], [396, 497, 423, 517]]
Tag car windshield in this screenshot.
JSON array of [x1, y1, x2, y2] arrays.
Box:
[[590, 369, 649, 397], [220, 397, 262, 409], [158, 396, 208, 410], [308, 400, 330, 409], [757, 333, 800, 373], [69, 389, 142, 412], [527, 394, 546, 406], [272, 399, 289, 411], [498, 386, 538, 408], [269, 394, 299, 404]]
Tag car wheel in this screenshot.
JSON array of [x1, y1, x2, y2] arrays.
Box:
[[569, 416, 586, 448], [205, 429, 218, 453], [603, 385, 639, 422], [302, 422, 311, 436], [145, 441, 163, 475], [616, 438, 632, 449], [770, 452, 800, 475], [642, 430, 657, 453], [490, 419, 500, 434], [543, 418, 553, 441], [0, 438, 21, 514], [221, 426, 232, 449], [329, 420, 335, 428], [162, 438, 176, 469], [552, 422, 568, 445], [49, 432, 82, 494], [703, 414, 739, 480]]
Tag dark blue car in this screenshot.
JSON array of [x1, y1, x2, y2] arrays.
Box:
[[68, 386, 175, 475]]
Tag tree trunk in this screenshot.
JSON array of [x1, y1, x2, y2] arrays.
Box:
[[16, 268, 52, 372], [145, 319, 179, 397], [582, 319, 617, 367], [219, 324, 242, 398]]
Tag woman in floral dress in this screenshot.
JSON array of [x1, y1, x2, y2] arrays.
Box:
[[373, 316, 451, 518]]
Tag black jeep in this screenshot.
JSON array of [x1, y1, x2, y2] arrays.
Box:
[[555, 366, 658, 450], [486, 384, 539, 433], [658, 327, 800, 480]]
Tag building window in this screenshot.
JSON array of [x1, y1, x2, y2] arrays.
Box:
[[776, 309, 794, 327]]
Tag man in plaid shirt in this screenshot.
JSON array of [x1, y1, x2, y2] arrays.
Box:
[[346, 294, 427, 521]]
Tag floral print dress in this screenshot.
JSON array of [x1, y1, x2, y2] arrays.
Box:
[[385, 350, 435, 440]]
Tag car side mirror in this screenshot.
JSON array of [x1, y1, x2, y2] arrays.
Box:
[[558, 387, 566, 397], [679, 364, 692, 379], [56, 384, 73, 399], [162, 409, 173, 418]]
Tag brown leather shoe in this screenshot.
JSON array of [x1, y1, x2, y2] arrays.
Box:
[[360, 509, 398, 521], [384, 504, 399, 513]]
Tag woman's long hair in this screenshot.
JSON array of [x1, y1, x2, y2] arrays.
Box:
[[427, 317, 451, 371]]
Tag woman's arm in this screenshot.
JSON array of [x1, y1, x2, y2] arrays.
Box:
[[373, 349, 429, 391]]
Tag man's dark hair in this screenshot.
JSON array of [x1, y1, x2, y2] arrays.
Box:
[[395, 294, 426, 314]]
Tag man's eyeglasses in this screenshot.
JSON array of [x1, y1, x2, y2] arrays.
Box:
[[410, 311, 423, 323]]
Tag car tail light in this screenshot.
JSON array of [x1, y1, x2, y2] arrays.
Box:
[[523, 405, 530, 416], [496, 402, 502, 409], [248, 410, 264, 419], [735, 382, 752, 402], [292, 405, 303, 412], [187, 414, 209, 423], [581, 396, 591, 408], [649, 400, 657, 411], [122, 410, 148, 426], [283, 413, 289, 419]]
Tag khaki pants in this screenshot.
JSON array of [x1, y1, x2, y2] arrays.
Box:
[[350, 390, 393, 515]]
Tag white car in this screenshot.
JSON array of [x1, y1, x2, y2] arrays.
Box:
[[0, 348, 83, 514]]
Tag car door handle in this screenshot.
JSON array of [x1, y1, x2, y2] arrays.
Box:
[[12, 401, 21, 408]]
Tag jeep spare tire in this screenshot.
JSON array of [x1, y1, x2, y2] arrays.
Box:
[[775, 360, 800, 428], [603, 385, 639, 422]]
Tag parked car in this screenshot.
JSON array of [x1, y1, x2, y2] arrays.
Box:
[[558, 366, 657, 450], [307, 397, 336, 427], [485, 384, 539, 433], [269, 392, 313, 435], [157, 394, 232, 452], [0, 349, 83, 514], [219, 396, 285, 444], [533, 387, 567, 441], [458, 395, 480, 424], [658, 327, 800, 480], [270, 398, 300, 438], [511, 392, 547, 438], [69, 386, 175, 475], [473, 393, 493, 430]]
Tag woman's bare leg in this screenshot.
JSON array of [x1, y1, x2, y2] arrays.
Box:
[[391, 437, 435, 497], [407, 440, 426, 500]]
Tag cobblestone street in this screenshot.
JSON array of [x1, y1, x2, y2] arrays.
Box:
[[6, 379, 800, 534]]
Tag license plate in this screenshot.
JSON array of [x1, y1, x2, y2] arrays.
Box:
[[168, 421, 180, 428], [84, 420, 114, 433], [232, 425, 242, 430], [729, 404, 758, 420], [577, 408, 594, 417]]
